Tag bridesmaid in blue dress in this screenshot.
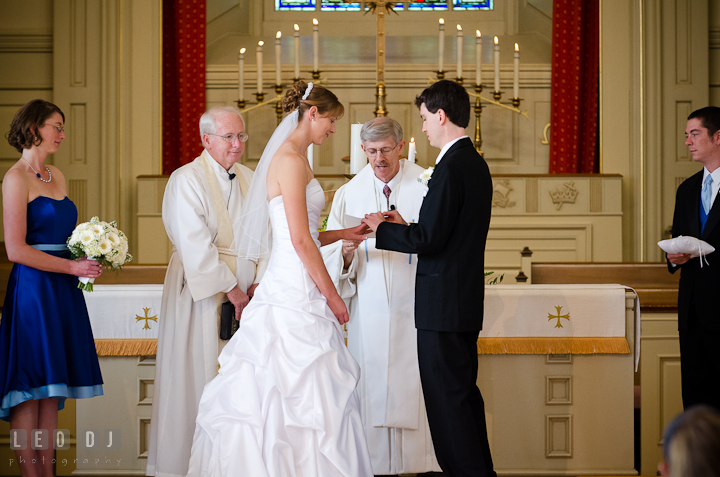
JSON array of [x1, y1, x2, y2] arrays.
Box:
[[1, 100, 104, 476]]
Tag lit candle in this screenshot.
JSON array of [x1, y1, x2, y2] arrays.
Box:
[[475, 31, 482, 85], [275, 31, 282, 85], [438, 18, 445, 72], [513, 43, 520, 98], [313, 18, 319, 71], [293, 24, 300, 79], [408, 137, 416, 163], [456, 25, 463, 78], [238, 48, 246, 101], [493, 36, 500, 92], [350, 124, 366, 174], [257, 41, 264, 94]]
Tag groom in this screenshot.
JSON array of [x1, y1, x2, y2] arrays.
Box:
[[363, 80, 496, 476]]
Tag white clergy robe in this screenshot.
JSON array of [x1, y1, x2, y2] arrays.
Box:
[[322, 160, 441, 475], [146, 151, 267, 477]]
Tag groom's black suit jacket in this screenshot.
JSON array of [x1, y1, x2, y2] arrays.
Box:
[[376, 137, 492, 332], [669, 169, 720, 331]]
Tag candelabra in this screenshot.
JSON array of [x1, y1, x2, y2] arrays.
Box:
[[275, 84, 283, 125], [255, 92, 265, 103], [235, 99, 246, 110], [311, 70, 321, 81], [455, 77, 464, 85], [460, 81, 525, 158], [436, 70, 445, 80]]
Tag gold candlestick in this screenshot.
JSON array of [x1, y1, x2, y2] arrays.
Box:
[[311, 70, 321, 81], [511, 97, 522, 109], [292, 77, 301, 85], [436, 70, 445, 80], [235, 99, 246, 110], [474, 84, 484, 157], [374, 83, 387, 117], [275, 84, 283, 125], [254, 92, 265, 103], [455, 77, 464, 85], [493, 90, 502, 101]]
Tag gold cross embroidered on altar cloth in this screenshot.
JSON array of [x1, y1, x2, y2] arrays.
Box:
[[136, 307, 158, 330], [548, 305, 570, 328]]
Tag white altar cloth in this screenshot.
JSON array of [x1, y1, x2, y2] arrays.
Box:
[[479, 284, 639, 366], [84, 284, 163, 355]]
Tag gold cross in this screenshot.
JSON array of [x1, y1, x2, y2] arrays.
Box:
[[548, 305, 570, 328], [136, 307, 158, 330]]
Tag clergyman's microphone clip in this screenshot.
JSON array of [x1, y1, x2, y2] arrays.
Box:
[[390, 205, 396, 211], [228, 172, 236, 180]]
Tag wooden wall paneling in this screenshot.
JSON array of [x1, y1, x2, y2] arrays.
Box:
[[640, 312, 683, 475], [660, 0, 708, 262]]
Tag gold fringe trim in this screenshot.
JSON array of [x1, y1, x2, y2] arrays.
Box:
[[95, 339, 157, 356], [93, 337, 629, 356], [477, 337, 630, 355]]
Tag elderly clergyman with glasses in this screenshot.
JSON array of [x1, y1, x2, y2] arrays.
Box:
[[147, 106, 268, 477], [321, 117, 441, 475]]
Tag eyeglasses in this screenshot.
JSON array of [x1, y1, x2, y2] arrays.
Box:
[[43, 124, 64, 133], [364, 143, 399, 157], [208, 132, 249, 143]]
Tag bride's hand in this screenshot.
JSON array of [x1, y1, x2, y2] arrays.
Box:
[[345, 224, 370, 241], [327, 294, 349, 325]]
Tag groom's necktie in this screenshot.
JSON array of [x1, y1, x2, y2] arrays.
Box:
[[701, 174, 714, 234], [383, 184, 391, 210]]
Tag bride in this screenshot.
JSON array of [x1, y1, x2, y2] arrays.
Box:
[[186, 81, 373, 477]]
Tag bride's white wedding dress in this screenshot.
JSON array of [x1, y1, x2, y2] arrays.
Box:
[[187, 179, 373, 477]]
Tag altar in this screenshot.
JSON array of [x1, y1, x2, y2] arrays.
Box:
[[73, 283, 637, 476]]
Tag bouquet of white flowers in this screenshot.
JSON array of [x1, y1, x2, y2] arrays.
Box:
[[67, 216, 133, 291]]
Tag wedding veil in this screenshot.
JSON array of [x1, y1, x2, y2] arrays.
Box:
[[232, 109, 299, 261]]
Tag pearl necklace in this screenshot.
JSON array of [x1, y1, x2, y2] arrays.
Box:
[[21, 156, 52, 183]]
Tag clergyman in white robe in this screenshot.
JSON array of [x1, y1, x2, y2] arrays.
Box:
[[323, 157, 441, 475], [146, 126, 267, 475]]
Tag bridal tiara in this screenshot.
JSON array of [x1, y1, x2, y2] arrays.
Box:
[[302, 82, 313, 101]]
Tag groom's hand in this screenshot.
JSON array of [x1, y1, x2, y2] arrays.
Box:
[[382, 210, 407, 226], [362, 212, 385, 232]]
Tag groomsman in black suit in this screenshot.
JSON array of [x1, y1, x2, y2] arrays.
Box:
[[668, 106, 720, 412], [363, 80, 496, 477]]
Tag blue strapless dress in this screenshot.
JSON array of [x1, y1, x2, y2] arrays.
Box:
[[0, 196, 103, 421]]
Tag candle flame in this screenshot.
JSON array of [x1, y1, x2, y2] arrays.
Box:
[[439, 18, 444, 25], [457, 24, 462, 31], [494, 36, 499, 45], [294, 24, 299, 31], [240, 47, 246, 54], [313, 18, 318, 25], [276, 31, 282, 39], [515, 43, 519, 51], [476, 30, 481, 37], [258, 41, 264, 46], [410, 137, 415, 143]]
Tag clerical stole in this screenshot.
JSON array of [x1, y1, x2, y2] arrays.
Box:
[[198, 151, 249, 318]]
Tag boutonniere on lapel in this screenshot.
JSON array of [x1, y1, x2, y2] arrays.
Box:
[[417, 166, 435, 187]]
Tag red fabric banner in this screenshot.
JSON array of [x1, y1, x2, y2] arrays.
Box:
[[549, 0, 600, 173], [162, 0, 206, 174]]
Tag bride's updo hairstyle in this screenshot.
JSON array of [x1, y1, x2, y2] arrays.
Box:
[[282, 80, 344, 120]]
